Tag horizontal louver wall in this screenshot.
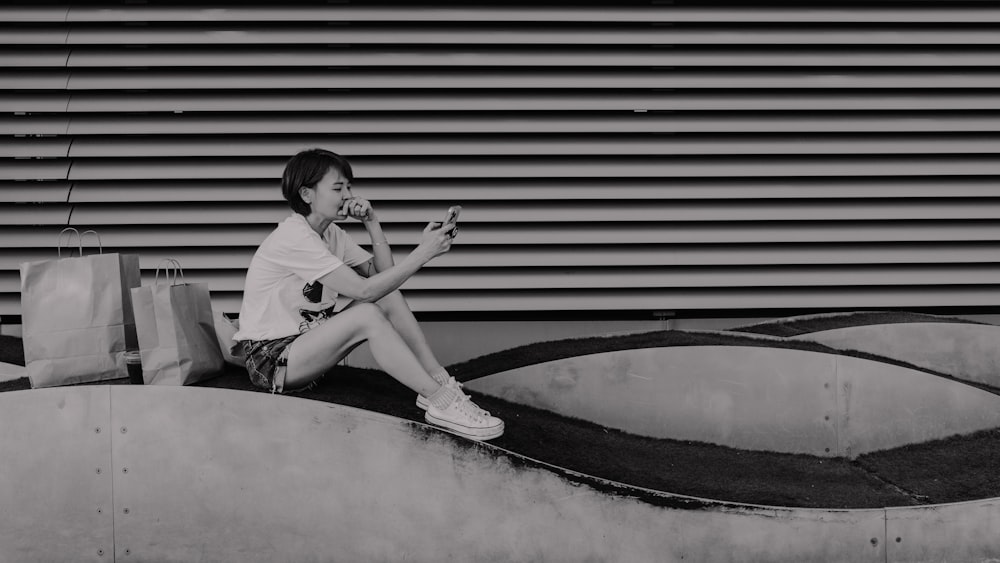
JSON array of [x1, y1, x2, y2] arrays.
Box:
[[3, 2, 1000, 315]]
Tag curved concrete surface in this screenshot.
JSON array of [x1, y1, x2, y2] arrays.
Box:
[[464, 345, 1000, 457], [0, 386, 997, 561], [886, 498, 1000, 562], [790, 322, 1000, 388]]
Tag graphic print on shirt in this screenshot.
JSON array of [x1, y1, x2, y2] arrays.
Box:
[[298, 281, 334, 333], [302, 281, 323, 304]]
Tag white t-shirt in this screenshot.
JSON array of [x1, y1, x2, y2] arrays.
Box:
[[234, 214, 373, 341]]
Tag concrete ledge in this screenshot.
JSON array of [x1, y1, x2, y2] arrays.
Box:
[[1, 386, 996, 561], [790, 322, 1000, 388], [887, 498, 1000, 561], [465, 345, 1000, 457], [0, 384, 112, 561], [0, 386, 895, 562]]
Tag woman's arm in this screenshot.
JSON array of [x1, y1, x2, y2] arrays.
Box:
[[321, 222, 452, 303], [363, 214, 395, 274], [342, 196, 393, 277]]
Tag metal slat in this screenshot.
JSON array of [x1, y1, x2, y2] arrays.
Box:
[[425, 244, 1000, 269], [56, 7, 1000, 23], [406, 222, 1000, 246], [64, 92, 1000, 113], [8, 242, 1000, 270], [0, 7, 67, 22], [0, 92, 69, 112], [340, 264, 1000, 292], [0, 225, 273, 248], [0, 137, 70, 158], [0, 116, 69, 136], [207, 286, 1000, 315], [62, 114, 1000, 135], [357, 287, 1000, 312], [4, 285, 1000, 316], [68, 180, 280, 203], [57, 26, 1000, 46], [8, 264, 1000, 295], [0, 204, 70, 225], [0, 266, 991, 296], [63, 46, 1000, 68], [0, 239, 953, 272], [6, 221, 1000, 249], [0, 47, 69, 67], [0, 26, 67, 44], [0, 181, 72, 203], [57, 177, 1000, 202], [0, 160, 70, 181], [386, 265, 1000, 291], [65, 69, 1000, 91], [63, 199, 1000, 225], [204, 265, 1000, 292], [0, 70, 68, 90], [62, 156, 1000, 181], [65, 134, 1000, 158]]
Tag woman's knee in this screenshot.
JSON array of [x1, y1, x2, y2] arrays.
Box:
[[351, 302, 391, 332], [377, 289, 404, 305], [375, 289, 408, 314]]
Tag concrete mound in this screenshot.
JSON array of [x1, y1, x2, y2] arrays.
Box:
[[465, 344, 1000, 457], [789, 322, 1000, 389]]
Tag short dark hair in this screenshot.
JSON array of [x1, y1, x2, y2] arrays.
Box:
[[281, 148, 354, 216]]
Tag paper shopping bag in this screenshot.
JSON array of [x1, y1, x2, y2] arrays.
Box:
[[19, 229, 141, 388], [131, 260, 224, 385], [213, 311, 246, 368]]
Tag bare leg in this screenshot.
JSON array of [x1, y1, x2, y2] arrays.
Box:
[[372, 290, 445, 377], [284, 302, 439, 397]]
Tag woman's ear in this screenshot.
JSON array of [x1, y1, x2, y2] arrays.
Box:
[[299, 185, 312, 204]]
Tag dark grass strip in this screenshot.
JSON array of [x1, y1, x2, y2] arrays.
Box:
[[855, 428, 1000, 505], [470, 391, 917, 510], [732, 311, 987, 338], [0, 335, 24, 366], [187, 367, 915, 509]]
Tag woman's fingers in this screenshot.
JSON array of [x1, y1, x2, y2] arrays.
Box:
[[354, 199, 371, 218], [339, 197, 374, 219]]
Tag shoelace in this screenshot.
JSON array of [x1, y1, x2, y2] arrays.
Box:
[[453, 393, 490, 422]]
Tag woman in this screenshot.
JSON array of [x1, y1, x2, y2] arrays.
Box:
[[233, 149, 503, 440]]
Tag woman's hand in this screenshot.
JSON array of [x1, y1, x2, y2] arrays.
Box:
[[414, 221, 454, 262], [338, 197, 376, 222]]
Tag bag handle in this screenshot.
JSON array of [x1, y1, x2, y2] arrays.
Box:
[[57, 228, 104, 258], [154, 258, 185, 286]]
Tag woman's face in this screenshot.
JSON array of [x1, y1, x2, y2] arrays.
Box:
[[302, 166, 353, 221]]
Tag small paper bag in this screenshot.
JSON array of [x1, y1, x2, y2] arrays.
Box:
[[213, 311, 246, 367], [131, 259, 224, 385]]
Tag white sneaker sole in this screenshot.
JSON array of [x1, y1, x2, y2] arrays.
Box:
[[425, 412, 504, 441], [416, 394, 429, 410]]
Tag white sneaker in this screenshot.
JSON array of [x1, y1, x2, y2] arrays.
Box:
[[425, 393, 504, 441], [416, 376, 463, 410]]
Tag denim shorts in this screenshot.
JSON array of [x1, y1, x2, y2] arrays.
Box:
[[241, 334, 299, 394]]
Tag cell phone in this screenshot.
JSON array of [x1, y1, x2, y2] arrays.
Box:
[[443, 205, 461, 237]]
